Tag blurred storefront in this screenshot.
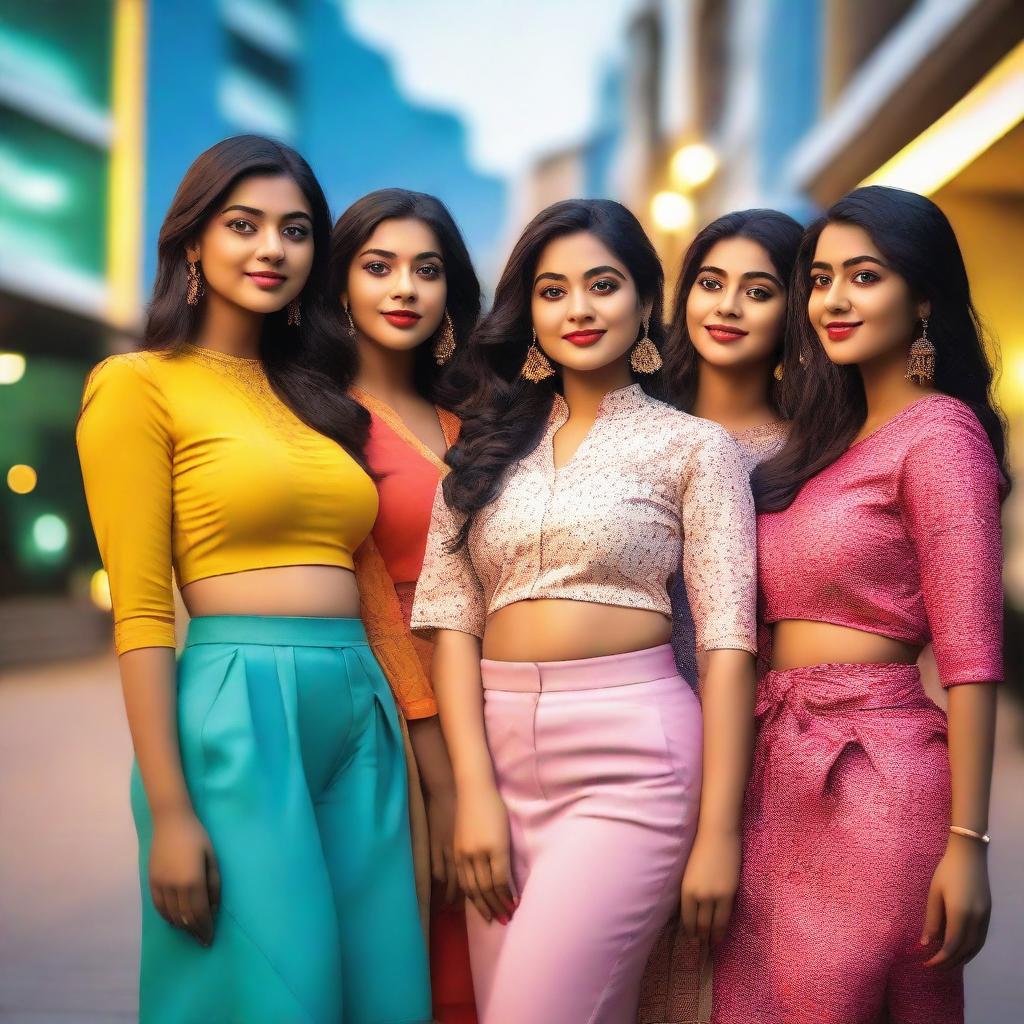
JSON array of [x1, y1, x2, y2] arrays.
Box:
[[1, 0, 504, 666]]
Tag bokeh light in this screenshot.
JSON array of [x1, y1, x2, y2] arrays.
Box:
[[32, 514, 69, 554], [0, 352, 27, 384], [7, 464, 38, 494], [89, 569, 112, 612], [651, 191, 696, 233], [670, 143, 718, 189]]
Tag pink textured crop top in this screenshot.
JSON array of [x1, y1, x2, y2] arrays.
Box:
[[757, 395, 1004, 686], [411, 383, 757, 653]]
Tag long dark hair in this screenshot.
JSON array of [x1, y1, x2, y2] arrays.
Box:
[[662, 209, 803, 414], [444, 199, 665, 545], [329, 188, 481, 407], [754, 185, 1009, 511], [144, 135, 369, 464]]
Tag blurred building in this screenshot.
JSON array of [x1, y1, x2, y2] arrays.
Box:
[[0, 0, 504, 665]]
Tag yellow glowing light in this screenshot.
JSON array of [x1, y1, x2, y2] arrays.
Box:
[[90, 569, 113, 612], [670, 143, 718, 189], [651, 191, 696, 233], [0, 352, 26, 384], [7, 464, 37, 494], [861, 40, 1024, 196]]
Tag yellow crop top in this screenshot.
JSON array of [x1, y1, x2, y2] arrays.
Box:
[[76, 345, 379, 654]]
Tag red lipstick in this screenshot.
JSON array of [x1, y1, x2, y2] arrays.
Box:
[[382, 310, 422, 329], [705, 324, 749, 343], [562, 329, 606, 347], [246, 271, 287, 289], [825, 321, 862, 341]]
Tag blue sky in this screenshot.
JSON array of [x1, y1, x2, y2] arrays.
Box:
[[344, 0, 643, 177]]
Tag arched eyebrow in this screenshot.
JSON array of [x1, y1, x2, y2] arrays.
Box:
[[699, 264, 784, 289], [222, 204, 312, 222], [810, 255, 887, 271], [534, 266, 626, 286], [358, 248, 444, 261]]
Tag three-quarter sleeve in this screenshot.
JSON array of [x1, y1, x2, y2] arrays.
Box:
[[76, 354, 176, 654], [354, 535, 438, 719], [680, 427, 757, 654], [900, 405, 1004, 686], [410, 480, 486, 638]]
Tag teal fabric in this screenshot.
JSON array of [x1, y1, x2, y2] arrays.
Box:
[[131, 616, 431, 1023]]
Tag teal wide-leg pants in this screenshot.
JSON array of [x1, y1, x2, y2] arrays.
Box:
[[131, 616, 431, 1023]]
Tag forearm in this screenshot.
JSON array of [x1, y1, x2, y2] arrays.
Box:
[[408, 714, 456, 796], [432, 629, 495, 793], [946, 682, 997, 835], [119, 647, 193, 816], [696, 648, 756, 835]]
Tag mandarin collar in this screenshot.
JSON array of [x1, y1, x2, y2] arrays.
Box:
[[549, 383, 645, 427]]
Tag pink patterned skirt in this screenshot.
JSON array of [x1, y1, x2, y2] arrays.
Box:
[[712, 662, 963, 1024]]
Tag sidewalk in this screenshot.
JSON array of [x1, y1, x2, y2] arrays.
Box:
[[1, 653, 1021, 1022]]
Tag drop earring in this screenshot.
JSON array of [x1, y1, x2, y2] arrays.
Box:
[[433, 310, 457, 365], [287, 298, 301, 327], [521, 330, 555, 382], [905, 318, 935, 386], [186, 258, 204, 306], [773, 361, 784, 382], [345, 306, 356, 339], [629, 316, 662, 373]]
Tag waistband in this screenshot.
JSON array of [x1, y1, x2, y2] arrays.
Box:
[[481, 644, 678, 693], [185, 615, 368, 649], [758, 661, 924, 718]]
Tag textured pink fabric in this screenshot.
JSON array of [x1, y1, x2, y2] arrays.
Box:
[[757, 395, 1004, 686], [470, 645, 702, 1024], [712, 662, 962, 1023], [411, 384, 757, 655]]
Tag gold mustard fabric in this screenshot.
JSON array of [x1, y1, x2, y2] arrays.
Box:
[[76, 345, 378, 654]]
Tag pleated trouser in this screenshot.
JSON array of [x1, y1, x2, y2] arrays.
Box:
[[131, 615, 431, 1024]]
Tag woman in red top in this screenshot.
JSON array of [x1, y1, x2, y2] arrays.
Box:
[[713, 186, 1009, 1023], [329, 188, 481, 1024]]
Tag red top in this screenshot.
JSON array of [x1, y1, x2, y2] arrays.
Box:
[[757, 395, 1004, 687]]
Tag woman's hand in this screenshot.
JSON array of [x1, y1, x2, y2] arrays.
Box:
[[426, 785, 460, 905], [921, 835, 991, 969], [149, 806, 221, 947], [681, 826, 741, 947], [454, 781, 516, 924]]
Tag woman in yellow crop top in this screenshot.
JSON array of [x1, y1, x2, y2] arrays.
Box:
[[76, 137, 429, 1024]]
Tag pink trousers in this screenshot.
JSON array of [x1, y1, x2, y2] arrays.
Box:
[[468, 644, 702, 1024], [713, 662, 962, 1023]]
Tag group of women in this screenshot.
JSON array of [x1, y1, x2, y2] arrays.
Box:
[[76, 134, 1006, 1024]]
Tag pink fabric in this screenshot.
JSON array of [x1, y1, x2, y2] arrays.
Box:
[[470, 644, 702, 1024], [712, 662, 962, 1023], [757, 395, 1003, 686]]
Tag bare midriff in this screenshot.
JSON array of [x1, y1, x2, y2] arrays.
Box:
[[482, 599, 671, 663], [771, 619, 920, 671], [181, 565, 362, 621]]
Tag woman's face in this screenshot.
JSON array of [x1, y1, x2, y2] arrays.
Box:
[[684, 236, 787, 370], [530, 231, 647, 375], [343, 217, 447, 353], [189, 174, 313, 314], [808, 222, 928, 367]]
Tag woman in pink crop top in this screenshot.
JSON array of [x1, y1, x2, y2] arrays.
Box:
[[641, 209, 802, 1024], [411, 200, 759, 1023], [330, 188, 480, 1024], [713, 187, 1009, 1024]]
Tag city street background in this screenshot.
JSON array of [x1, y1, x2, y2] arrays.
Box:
[[2, 1, 1023, 1021]]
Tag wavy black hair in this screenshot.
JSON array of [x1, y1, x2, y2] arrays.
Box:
[[661, 209, 803, 414], [443, 198, 665, 546], [144, 134, 369, 465], [754, 185, 1009, 511], [329, 188, 481, 407]]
